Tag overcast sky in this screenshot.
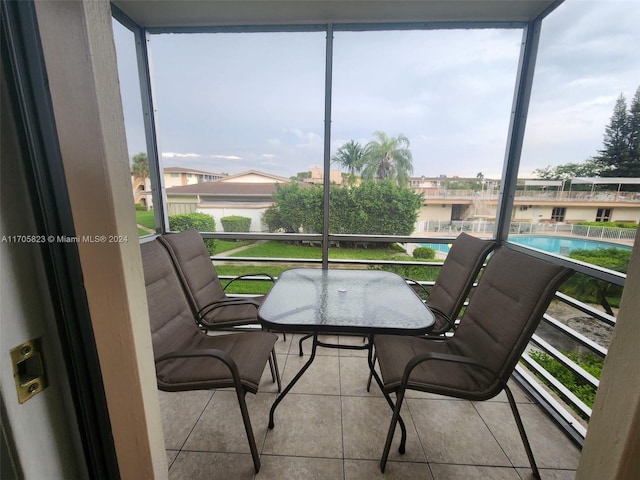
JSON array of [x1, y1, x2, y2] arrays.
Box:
[[114, 0, 640, 180]]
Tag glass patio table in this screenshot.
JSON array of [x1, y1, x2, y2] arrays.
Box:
[[259, 268, 435, 440]]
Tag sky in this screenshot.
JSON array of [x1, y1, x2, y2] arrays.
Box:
[[114, 0, 640, 180]]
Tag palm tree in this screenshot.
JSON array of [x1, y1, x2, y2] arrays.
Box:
[[131, 152, 150, 180], [332, 140, 365, 185], [362, 131, 413, 186]]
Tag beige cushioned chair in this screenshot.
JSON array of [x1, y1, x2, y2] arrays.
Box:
[[374, 247, 572, 478], [159, 228, 275, 329], [141, 238, 279, 473]]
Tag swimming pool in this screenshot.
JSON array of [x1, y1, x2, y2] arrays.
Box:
[[420, 235, 631, 255], [509, 235, 632, 254]]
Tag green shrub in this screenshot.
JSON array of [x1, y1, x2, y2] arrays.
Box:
[[576, 221, 638, 229], [220, 215, 251, 232], [168, 213, 216, 255], [134, 203, 147, 211], [528, 350, 603, 418], [412, 246, 436, 260], [560, 247, 630, 312]]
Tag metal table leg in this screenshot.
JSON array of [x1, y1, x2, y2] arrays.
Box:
[[268, 333, 318, 429]]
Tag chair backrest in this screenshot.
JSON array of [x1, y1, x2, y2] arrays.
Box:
[[159, 229, 227, 312], [427, 232, 496, 323], [451, 247, 572, 386], [140, 238, 203, 360]]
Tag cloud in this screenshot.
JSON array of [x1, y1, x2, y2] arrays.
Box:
[[260, 153, 277, 159], [208, 154, 242, 160], [162, 152, 200, 158]]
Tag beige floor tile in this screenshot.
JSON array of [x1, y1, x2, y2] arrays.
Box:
[[168, 451, 255, 480], [158, 390, 214, 450], [166, 449, 179, 468], [262, 393, 342, 457], [429, 463, 520, 479], [474, 402, 581, 469], [183, 390, 274, 454], [281, 353, 341, 395], [516, 468, 576, 479], [344, 459, 433, 479], [408, 398, 511, 466], [342, 396, 426, 463], [339, 356, 380, 397], [256, 455, 343, 479]]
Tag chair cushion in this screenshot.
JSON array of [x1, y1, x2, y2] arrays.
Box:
[[155, 331, 277, 394], [375, 335, 498, 400]]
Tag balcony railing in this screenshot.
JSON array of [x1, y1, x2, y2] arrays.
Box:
[[416, 188, 640, 202], [415, 220, 637, 243]]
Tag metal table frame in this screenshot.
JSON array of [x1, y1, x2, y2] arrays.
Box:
[[258, 268, 435, 453]]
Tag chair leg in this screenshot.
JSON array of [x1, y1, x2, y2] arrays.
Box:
[[380, 388, 406, 473], [504, 384, 540, 480], [235, 389, 261, 473], [366, 350, 377, 392], [271, 347, 282, 392]]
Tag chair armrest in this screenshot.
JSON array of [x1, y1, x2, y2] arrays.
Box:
[[405, 278, 431, 299], [223, 273, 275, 291], [155, 348, 243, 390], [197, 297, 260, 325], [425, 305, 456, 332]]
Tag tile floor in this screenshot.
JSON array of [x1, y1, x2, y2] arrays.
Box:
[[159, 334, 581, 480]]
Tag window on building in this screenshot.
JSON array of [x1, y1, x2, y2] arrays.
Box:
[[596, 208, 611, 222], [551, 207, 565, 222]]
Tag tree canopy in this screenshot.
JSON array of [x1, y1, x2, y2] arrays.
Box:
[[534, 85, 640, 188], [131, 152, 150, 179], [262, 181, 422, 236], [598, 86, 640, 180], [331, 140, 365, 185], [333, 132, 414, 187]]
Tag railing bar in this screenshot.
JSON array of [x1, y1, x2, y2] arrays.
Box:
[[513, 366, 587, 442], [555, 291, 616, 327], [521, 354, 592, 418], [542, 314, 608, 358], [530, 334, 600, 388]]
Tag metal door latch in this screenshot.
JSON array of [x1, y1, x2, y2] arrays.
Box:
[[10, 338, 48, 404]]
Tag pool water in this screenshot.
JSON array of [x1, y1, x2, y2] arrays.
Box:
[[509, 236, 631, 254], [421, 235, 631, 256]]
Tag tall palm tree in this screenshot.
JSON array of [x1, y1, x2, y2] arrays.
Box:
[[362, 131, 413, 186], [332, 140, 365, 185], [131, 152, 150, 180]]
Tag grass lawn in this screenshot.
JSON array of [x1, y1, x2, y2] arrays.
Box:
[[227, 240, 413, 261], [135, 210, 155, 230], [218, 240, 442, 294]]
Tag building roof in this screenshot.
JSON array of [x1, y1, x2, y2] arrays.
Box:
[[164, 166, 226, 176], [219, 170, 291, 183], [165, 182, 282, 196], [572, 177, 640, 185]]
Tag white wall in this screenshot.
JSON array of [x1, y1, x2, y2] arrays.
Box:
[[418, 204, 453, 222], [197, 206, 267, 232]]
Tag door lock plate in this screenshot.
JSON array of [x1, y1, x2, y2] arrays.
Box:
[[10, 338, 48, 404]]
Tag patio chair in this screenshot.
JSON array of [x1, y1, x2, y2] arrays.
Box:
[[159, 229, 281, 333], [141, 238, 280, 473], [411, 232, 497, 334], [373, 247, 572, 477], [366, 232, 495, 389]]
